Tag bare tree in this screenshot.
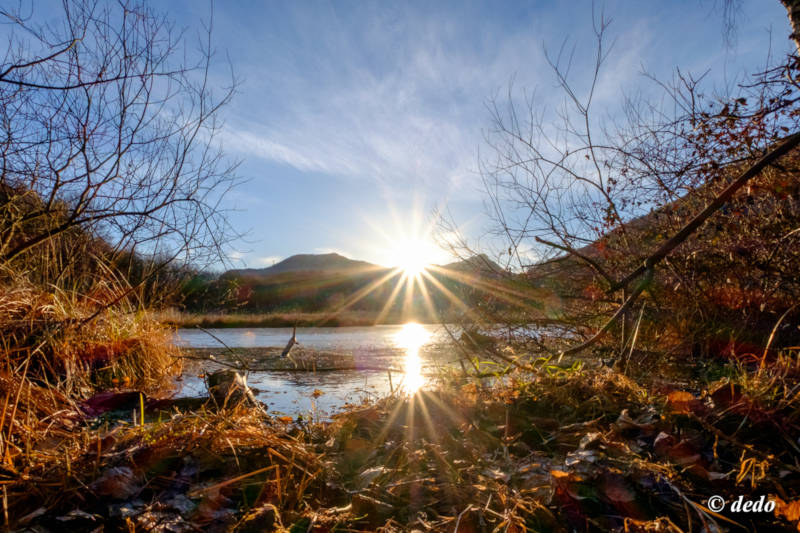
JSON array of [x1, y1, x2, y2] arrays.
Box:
[[472, 12, 800, 359], [781, 0, 800, 52], [0, 0, 239, 287]]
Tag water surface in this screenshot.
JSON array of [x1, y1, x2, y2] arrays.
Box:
[[175, 324, 456, 351], [176, 324, 458, 417]]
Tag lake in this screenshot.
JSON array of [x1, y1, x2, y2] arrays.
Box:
[[174, 324, 460, 418]]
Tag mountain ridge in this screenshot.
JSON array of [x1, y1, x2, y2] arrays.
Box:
[[225, 252, 502, 280], [225, 252, 380, 278]]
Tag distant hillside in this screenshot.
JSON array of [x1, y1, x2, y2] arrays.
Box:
[[216, 253, 398, 319], [441, 254, 504, 275], [519, 156, 800, 353], [226, 253, 378, 279], [181, 252, 527, 323]]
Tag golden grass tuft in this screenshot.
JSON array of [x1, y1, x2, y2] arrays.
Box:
[[0, 282, 181, 397], [0, 279, 182, 491]]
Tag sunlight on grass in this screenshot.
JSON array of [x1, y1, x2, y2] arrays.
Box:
[[394, 322, 430, 394]]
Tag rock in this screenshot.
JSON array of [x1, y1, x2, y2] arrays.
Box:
[[207, 370, 257, 408]]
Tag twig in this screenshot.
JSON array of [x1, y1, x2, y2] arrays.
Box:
[[187, 464, 278, 498], [453, 504, 475, 532], [193, 326, 249, 372], [623, 303, 646, 374], [174, 353, 246, 371], [559, 267, 653, 360], [535, 236, 616, 287], [688, 412, 800, 474], [759, 303, 799, 375]]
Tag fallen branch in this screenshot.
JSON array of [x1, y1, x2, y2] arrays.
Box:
[[281, 326, 298, 358]]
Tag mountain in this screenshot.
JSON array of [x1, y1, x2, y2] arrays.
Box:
[[216, 253, 395, 317], [226, 253, 380, 279], [203, 252, 513, 322], [441, 254, 504, 275]]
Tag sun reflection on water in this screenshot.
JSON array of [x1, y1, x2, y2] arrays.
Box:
[[394, 322, 430, 394]]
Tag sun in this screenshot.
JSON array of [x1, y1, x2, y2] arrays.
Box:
[[397, 252, 428, 277], [389, 238, 438, 277]]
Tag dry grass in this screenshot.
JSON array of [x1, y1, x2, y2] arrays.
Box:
[[157, 308, 408, 328], [2, 278, 800, 531], [4, 360, 800, 531], [0, 279, 182, 500], [9, 404, 328, 531], [0, 282, 181, 396], [314, 367, 800, 531]]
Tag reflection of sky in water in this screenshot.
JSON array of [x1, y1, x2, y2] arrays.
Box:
[[175, 324, 455, 350], [176, 324, 446, 418], [179, 369, 392, 419]]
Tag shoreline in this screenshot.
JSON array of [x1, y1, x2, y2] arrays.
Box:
[[159, 310, 448, 328]]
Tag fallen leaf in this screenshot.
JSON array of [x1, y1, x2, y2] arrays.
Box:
[[666, 391, 695, 414], [710, 381, 743, 410], [774, 496, 800, 526], [602, 473, 636, 503], [91, 466, 140, 500]]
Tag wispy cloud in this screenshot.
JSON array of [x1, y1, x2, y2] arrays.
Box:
[[220, 8, 547, 198], [197, 0, 790, 268], [220, 3, 661, 207]]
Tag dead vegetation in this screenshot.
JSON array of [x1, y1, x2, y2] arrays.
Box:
[[0, 282, 181, 397], [0, 280, 183, 514], [1, 274, 798, 533], [159, 309, 418, 328], [4, 347, 800, 531]]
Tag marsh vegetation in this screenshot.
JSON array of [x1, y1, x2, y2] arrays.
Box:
[[2, 0, 800, 531]]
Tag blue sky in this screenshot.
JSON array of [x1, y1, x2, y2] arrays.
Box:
[[162, 0, 791, 269]]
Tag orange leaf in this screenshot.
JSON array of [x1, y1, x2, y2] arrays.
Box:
[[774, 497, 800, 527], [666, 391, 695, 414]]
